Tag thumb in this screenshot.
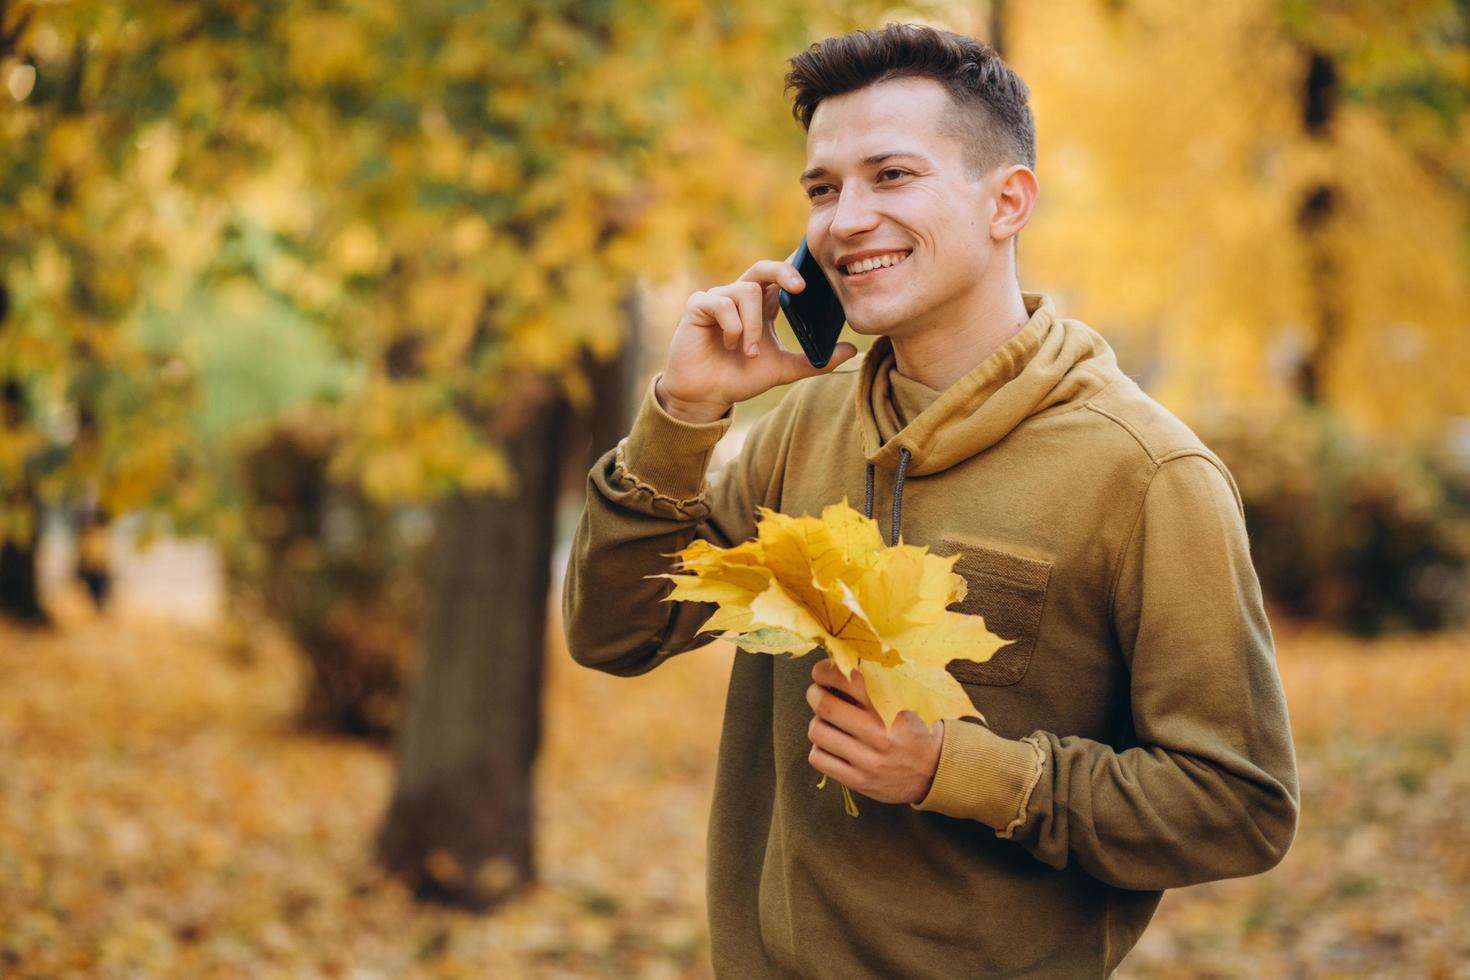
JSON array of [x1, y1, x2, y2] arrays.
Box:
[[793, 343, 858, 379], [779, 341, 860, 383], [776, 345, 858, 382], [824, 342, 860, 371]]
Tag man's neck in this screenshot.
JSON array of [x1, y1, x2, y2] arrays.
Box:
[[889, 286, 1032, 391]]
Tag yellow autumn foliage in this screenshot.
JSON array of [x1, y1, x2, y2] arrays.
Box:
[[657, 501, 1012, 729]]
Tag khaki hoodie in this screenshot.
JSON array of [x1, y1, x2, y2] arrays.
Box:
[[563, 291, 1298, 978]]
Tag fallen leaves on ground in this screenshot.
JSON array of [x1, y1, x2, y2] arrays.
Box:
[[1118, 616, 1470, 980], [2, 593, 1469, 977], [0, 591, 725, 978]]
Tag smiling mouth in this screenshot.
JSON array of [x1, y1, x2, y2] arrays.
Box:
[[842, 250, 912, 278]]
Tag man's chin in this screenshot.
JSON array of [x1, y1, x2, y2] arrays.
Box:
[[844, 311, 908, 340]]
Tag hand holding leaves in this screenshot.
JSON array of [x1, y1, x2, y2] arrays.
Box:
[[654, 500, 1013, 728], [806, 660, 946, 807]]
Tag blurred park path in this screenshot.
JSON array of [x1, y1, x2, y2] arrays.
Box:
[[36, 518, 222, 624]]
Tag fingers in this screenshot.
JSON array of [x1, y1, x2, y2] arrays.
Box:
[[808, 744, 862, 786], [689, 282, 768, 356], [682, 257, 837, 375], [812, 658, 873, 708], [688, 290, 745, 351], [728, 281, 764, 357], [812, 657, 847, 688], [739, 258, 804, 294], [808, 714, 878, 768], [806, 679, 884, 748], [683, 258, 806, 360], [762, 282, 782, 326]]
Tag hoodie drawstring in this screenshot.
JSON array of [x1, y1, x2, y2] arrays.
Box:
[[864, 463, 875, 524], [863, 447, 912, 546]]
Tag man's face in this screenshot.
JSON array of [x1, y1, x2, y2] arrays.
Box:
[[800, 76, 1002, 339]]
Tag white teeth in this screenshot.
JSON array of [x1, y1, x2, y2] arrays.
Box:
[[845, 251, 909, 275]]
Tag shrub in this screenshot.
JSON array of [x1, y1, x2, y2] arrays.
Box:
[[1201, 408, 1470, 636], [222, 408, 427, 738]]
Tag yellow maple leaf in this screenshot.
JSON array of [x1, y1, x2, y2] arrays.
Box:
[[657, 500, 1015, 730]]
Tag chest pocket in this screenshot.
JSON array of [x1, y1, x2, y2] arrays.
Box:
[[932, 540, 1052, 686]]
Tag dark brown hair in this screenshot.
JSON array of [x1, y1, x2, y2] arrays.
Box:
[[785, 23, 1036, 179]]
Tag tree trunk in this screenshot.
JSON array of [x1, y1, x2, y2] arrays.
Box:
[[1293, 48, 1342, 406], [1, 377, 48, 628], [556, 283, 641, 495], [0, 523, 46, 627], [377, 394, 565, 908], [587, 286, 641, 467]]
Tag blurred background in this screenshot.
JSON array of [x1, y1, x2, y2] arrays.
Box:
[[2, 0, 1467, 976]]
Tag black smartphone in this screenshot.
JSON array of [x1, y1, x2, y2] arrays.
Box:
[[778, 238, 846, 369]]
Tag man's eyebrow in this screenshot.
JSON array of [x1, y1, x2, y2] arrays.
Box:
[[799, 151, 931, 183]]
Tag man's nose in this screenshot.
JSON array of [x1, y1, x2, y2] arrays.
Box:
[[828, 185, 880, 240]]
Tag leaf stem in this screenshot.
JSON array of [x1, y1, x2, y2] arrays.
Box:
[[815, 773, 860, 817], [840, 783, 860, 817]]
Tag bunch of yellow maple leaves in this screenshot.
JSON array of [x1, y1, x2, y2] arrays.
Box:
[[658, 500, 1012, 729]]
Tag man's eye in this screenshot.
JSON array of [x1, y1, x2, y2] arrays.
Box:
[[807, 171, 904, 200]]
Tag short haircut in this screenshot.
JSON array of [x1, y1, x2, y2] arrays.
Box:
[[785, 23, 1036, 180]]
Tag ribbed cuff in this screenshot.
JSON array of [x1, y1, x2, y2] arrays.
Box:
[[619, 373, 734, 501], [913, 720, 1045, 837]]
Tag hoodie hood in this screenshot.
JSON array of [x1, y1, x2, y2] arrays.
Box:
[[854, 291, 1125, 545], [857, 292, 1123, 478]]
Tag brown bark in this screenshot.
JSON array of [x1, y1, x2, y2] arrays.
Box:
[[556, 283, 641, 496], [0, 527, 46, 627], [377, 393, 566, 909], [378, 276, 639, 908], [1, 377, 48, 628], [585, 286, 641, 467], [1293, 48, 1342, 406]]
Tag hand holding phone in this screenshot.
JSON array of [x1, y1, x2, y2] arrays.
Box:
[[656, 249, 858, 424]]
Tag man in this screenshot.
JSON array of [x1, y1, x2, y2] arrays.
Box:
[[564, 22, 1298, 978]]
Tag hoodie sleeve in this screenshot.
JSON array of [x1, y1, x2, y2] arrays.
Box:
[[561, 375, 790, 677], [917, 452, 1299, 890]]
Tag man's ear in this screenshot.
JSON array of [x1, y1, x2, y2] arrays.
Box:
[[990, 165, 1038, 245]]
